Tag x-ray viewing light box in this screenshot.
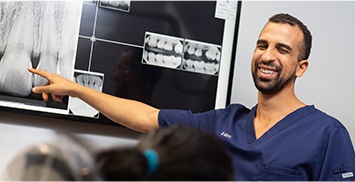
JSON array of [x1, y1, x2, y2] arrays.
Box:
[[0, 1, 241, 125]]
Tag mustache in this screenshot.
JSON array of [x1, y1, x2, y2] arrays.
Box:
[[255, 60, 281, 71]]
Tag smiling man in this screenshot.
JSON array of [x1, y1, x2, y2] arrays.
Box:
[[251, 15, 311, 139], [29, 13, 355, 180]]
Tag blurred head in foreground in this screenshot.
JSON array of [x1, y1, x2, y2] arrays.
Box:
[[95, 124, 235, 181]]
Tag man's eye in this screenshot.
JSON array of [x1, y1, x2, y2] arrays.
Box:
[[279, 49, 289, 54], [257, 45, 267, 50]]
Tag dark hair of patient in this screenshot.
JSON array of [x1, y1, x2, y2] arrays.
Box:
[[94, 125, 235, 181]]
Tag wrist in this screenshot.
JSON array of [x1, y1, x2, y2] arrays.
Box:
[[69, 83, 83, 97]]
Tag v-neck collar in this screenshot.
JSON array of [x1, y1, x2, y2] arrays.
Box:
[[245, 104, 315, 147]]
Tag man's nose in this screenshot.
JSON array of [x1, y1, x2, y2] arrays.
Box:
[[261, 48, 277, 62]]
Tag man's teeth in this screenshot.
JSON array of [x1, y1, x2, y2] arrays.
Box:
[[260, 68, 276, 74]]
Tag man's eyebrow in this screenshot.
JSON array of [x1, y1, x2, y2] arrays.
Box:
[[276, 43, 292, 52], [256, 39, 268, 44], [256, 40, 293, 52]]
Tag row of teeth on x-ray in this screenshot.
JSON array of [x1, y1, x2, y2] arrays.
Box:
[[143, 35, 183, 69], [74, 73, 103, 92], [143, 34, 221, 75], [70, 73, 103, 118], [182, 42, 220, 74], [100, 0, 130, 8]]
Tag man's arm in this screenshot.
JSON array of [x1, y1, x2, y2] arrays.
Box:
[[28, 68, 159, 133], [317, 126, 355, 180]]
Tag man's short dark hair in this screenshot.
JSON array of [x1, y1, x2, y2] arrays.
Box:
[[269, 13, 312, 61]]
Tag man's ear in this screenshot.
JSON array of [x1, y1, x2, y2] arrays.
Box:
[[296, 60, 309, 77]]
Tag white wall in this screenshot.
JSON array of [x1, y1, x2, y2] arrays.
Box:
[[0, 111, 140, 180], [231, 1, 355, 147]]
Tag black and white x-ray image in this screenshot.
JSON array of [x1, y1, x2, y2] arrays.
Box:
[[100, 0, 130, 12], [142, 32, 183, 69], [182, 40, 221, 76], [0, 1, 82, 100], [69, 70, 104, 118], [84, 1, 97, 5]]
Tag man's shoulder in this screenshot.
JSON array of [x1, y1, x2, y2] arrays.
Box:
[[224, 103, 252, 111], [304, 105, 346, 129], [209, 103, 254, 120]]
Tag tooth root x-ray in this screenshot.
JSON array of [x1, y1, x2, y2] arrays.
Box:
[[69, 71, 104, 118], [0, 1, 82, 105]]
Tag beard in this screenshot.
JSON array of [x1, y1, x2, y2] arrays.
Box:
[[252, 61, 296, 94]]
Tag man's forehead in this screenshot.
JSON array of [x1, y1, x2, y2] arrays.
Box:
[[259, 22, 303, 44]]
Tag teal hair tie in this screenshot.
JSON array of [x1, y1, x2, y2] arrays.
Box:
[[143, 149, 159, 175]]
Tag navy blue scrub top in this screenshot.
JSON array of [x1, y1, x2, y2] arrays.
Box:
[[159, 104, 355, 181]]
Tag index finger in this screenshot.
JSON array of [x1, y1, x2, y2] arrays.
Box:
[[28, 68, 50, 79]]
